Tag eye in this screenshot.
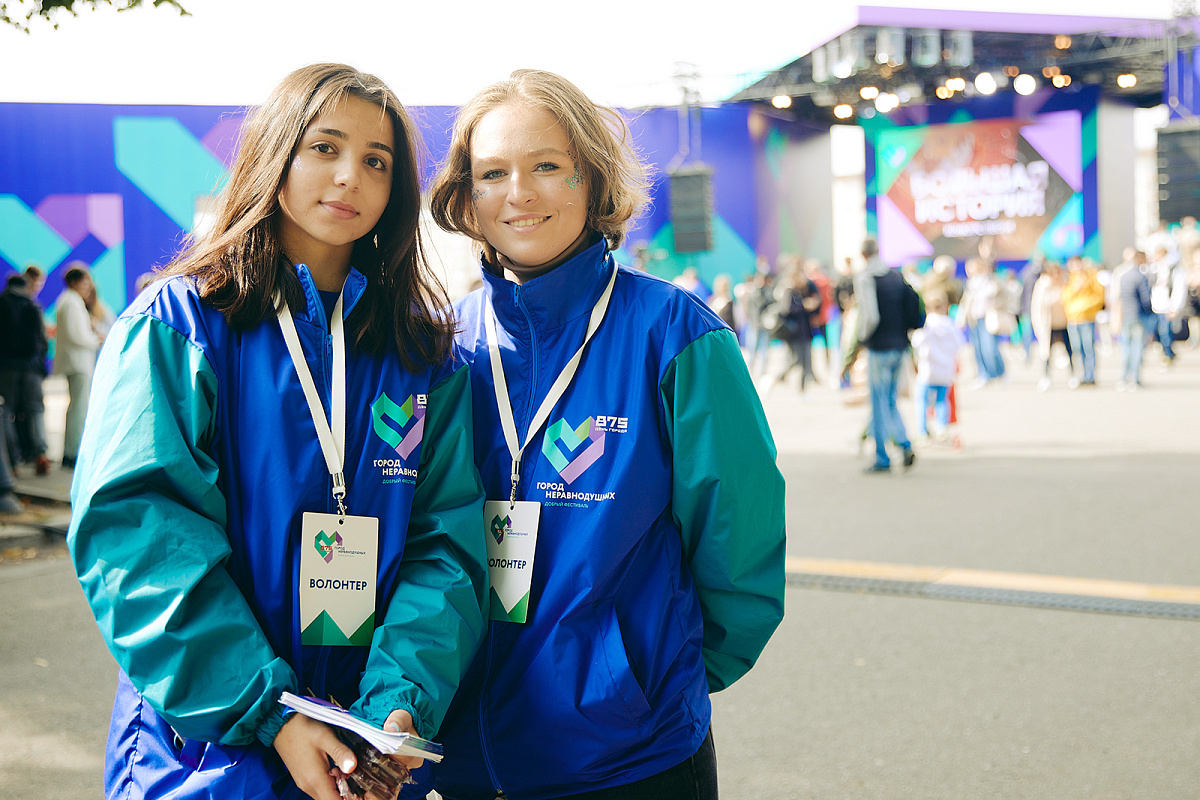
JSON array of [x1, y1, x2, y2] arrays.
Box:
[[534, 162, 560, 173], [480, 169, 505, 181], [365, 155, 389, 172], [312, 142, 336, 155]]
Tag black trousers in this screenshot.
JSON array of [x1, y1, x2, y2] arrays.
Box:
[[442, 728, 719, 800]]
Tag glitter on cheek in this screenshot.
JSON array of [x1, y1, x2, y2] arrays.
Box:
[[472, 187, 486, 202], [565, 159, 583, 190]]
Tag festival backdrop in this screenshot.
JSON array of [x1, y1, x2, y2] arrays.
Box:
[[861, 85, 1101, 271], [0, 100, 827, 316]]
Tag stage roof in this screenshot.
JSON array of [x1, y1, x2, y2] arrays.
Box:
[[732, 6, 1199, 122]]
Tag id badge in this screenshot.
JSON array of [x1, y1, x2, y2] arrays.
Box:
[[484, 500, 540, 623], [299, 513, 379, 646]]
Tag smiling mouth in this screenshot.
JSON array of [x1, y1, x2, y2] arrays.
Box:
[[507, 217, 549, 228]]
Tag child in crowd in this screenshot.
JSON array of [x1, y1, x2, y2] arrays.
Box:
[[911, 290, 965, 444]]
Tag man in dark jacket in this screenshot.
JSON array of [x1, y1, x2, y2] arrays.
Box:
[[854, 238, 926, 473], [1116, 251, 1153, 390], [0, 272, 51, 476]]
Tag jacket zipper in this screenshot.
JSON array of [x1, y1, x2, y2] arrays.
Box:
[[312, 307, 336, 699]]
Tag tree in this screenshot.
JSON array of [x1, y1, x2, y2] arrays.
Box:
[[1, 0, 188, 33]]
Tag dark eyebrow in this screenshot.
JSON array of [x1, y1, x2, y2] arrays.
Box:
[[313, 127, 395, 157]]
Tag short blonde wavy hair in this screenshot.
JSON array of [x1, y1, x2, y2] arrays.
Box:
[[429, 69, 650, 260]]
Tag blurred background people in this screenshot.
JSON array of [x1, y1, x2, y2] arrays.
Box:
[[0, 398, 25, 515], [52, 262, 102, 468], [0, 271, 51, 475], [958, 257, 1008, 386], [1149, 245, 1189, 365], [1017, 252, 1046, 362], [707, 273, 736, 330], [1113, 251, 1153, 390], [740, 269, 775, 378], [1062, 256, 1106, 387], [1030, 261, 1074, 392], [856, 238, 924, 473], [806, 258, 833, 379], [762, 256, 822, 394], [911, 290, 964, 445]]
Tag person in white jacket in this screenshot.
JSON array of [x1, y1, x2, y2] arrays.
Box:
[[52, 263, 101, 467], [911, 290, 965, 441]]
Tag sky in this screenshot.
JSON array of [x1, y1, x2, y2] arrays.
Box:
[[0, 0, 1180, 109]]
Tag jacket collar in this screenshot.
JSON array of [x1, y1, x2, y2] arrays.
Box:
[[482, 235, 613, 333], [292, 263, 367, 327]]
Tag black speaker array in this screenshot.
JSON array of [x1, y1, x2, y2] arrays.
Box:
[[1158, 123, 1200, 223], [669, 167, 714, 254]]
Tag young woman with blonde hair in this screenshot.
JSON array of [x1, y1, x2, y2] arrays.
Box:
[[425, 69, 786, 800]]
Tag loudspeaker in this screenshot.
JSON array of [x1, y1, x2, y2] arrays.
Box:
[[669, 167, 714, 254], [1158, 123, 1200, 223]]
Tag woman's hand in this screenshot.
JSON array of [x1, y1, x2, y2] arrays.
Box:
[[273, 713, 358, 800], [382, 709, 426, 771]]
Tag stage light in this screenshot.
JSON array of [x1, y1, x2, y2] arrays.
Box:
[[834, 104, 854, 119], [1042, 65, 1061, 78], [1051, 74, 1072, 88], [1118, 73, 1138, 89], [1055, 35, 1072, 49], [1003, 65, 1020, 78], [1014, 74, 1037, 95], [935, 86, 951, 99], [946, 77, 966, 92], [947, 30, 973, 68], [860, 86, 880, 100], [974, 72, 998, 95], [771, 95, 793, 109], [876, 27, 905, 66], [875, 93, 900, 113], [913, 28, 941, 68]]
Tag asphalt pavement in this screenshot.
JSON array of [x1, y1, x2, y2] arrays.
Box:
[[2, 341, 1198, 799]]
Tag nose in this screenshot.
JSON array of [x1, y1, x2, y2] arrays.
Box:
[[506, 171, 537, 204], [334, 156, 363, 190]]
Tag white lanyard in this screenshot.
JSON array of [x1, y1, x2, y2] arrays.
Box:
[[278, 292, 349, 517], [486, 265, 618, 507]]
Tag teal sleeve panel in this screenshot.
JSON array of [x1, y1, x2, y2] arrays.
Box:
[[67, 314, 298, 747], [661, 328, 787, 693], [352, 361, 488, 739]]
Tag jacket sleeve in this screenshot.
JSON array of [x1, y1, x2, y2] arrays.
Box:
[[660, 328, 786, 692], [352, 359, 488, 739], [854, 271, 880, 342], [67, 314, 299, 748]]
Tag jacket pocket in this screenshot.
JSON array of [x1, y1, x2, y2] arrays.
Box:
[[597, 604, 653, 725]]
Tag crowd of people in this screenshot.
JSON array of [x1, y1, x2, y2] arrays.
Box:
[[684, 225, 1200, 462], [0, 261, 113, 514]]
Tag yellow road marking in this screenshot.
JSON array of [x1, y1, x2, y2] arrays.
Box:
[[787, 558, 1200, 606]]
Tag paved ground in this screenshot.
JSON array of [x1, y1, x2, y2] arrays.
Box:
[[2, 342, 1197, 799]]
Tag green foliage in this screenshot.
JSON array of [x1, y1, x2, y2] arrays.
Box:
[[1, 0, 188, 32]]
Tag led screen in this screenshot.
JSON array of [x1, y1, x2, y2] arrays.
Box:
[[874, 110, 1084, 265]]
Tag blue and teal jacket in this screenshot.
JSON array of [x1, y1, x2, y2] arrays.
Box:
[[433, 238, 786, 800], [68, 265, 488, 799]]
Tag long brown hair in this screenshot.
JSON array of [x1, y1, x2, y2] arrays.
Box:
[[429, 69, 649, 264], [160, 63, 453, 371]]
